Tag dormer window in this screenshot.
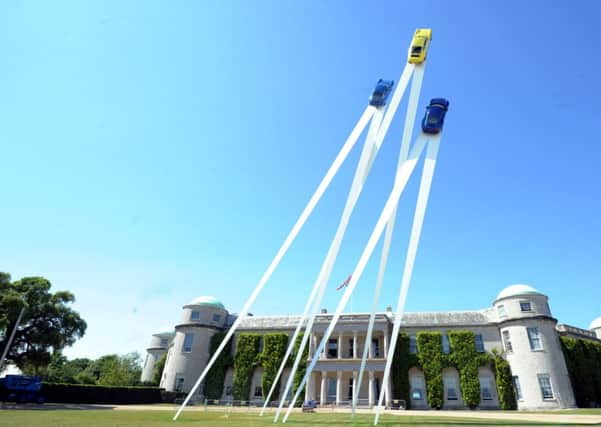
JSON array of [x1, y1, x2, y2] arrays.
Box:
[[520, 301, 533, 312], [190, 310, 200, 321]]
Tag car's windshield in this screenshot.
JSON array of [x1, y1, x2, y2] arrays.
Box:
[[411, 46, 422, 54], [427, 115, 439, 124]]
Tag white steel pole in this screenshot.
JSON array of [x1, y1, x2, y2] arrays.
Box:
[[0, 306, 26, 373], [282, 137, 428, 423], [353, 63, 426, 415], [374, 135, 441, 426], [261, 107, 384, 416], [173, 106, 375, 421], [273, 107, 384, 422]]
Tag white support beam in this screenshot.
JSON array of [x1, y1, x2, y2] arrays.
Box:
[[374, 135, 441, 426], [273, 107, 385, 422], [173, 105, 375, 421], [282, 136, 429, 423]]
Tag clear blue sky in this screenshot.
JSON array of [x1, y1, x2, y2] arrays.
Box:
[[2, 1, 600, 359]]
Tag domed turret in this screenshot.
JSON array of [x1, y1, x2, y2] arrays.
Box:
[[140, 328, 175, 383], [493, 284, 550, 321], [494, 284, 575, 409], [161, 296, 229, 396], [590, 317, 601, 339]]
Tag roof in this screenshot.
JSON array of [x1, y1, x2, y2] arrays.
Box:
[[238, 315, 303, 330], [495, 284, 543, 301], [395, 310, 493, 326], [590, 317, 601, 330], [236, 310, 496, 330], [152, 327, 174, 337], [186, 296, 225, 310]]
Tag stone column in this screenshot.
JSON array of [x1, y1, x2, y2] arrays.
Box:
[[306, 371, 315, 402], [386, 373, 392, 407], [383, 332, 388, 358], [320, 372, 327, 405], [337, 335, 342, 359], [352, 371, 358, 403], [368, 371, 375, 407], [336, 371, 342, 405], [309, 333, 315, 355], [353, 332, 358, 358]]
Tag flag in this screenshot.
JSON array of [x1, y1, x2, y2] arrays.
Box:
[[336, 274, 352, 291]]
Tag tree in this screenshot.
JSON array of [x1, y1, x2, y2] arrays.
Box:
[[152, 353, 167, 386], [0, 275, 87, 372], [88, 353, 143, 386]]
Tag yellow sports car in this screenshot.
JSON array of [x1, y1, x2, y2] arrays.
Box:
[[408, 28, 432, 64]]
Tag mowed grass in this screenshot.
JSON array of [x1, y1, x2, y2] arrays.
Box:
[[0, 409, 553, 427]]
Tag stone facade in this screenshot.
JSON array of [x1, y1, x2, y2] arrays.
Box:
[[141, 284, 598, 410]]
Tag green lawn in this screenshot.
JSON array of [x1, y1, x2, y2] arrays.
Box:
[[0, 409, 554, 427]]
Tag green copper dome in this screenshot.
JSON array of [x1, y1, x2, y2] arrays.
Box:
[[186, 295, 225, 309]]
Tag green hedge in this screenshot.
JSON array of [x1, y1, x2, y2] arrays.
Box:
[[232, 334, 261, 401], [258, 333, 288, 400], [204, 331, 233, 399], [40, 383, 162, 404], [560, 337, 601, 407], [448, 331, 481, 408], [417, 332, 444, 409]]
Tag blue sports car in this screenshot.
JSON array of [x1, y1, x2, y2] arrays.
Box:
[[369, 79, 394, 106], [421, 98, 449, 134]]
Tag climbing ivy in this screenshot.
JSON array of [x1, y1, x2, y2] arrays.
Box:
[[560, 337, 601, 408], [417, 332, 444, 409], [232, 333, 261, 401], [490, 349, 516, 410], [391, 333, 414, 408], [448, 331, 481, 408], [292, 333, 309, 402], [204, 331, 233, 399], [257, 333, 288, 400]]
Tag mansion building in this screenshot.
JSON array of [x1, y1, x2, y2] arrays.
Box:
[[141, 284, 601, 410]]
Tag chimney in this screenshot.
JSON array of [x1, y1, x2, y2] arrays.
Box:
[[321, 308, 328, 314]]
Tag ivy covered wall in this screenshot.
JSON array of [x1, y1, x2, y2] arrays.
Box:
[[204, 331, 233, 399], [560, 337, 601, 408], [257, 333, 288, 400], [232, 333, 261, 401]]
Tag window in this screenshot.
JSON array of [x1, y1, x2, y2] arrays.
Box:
[[409, 335, 417, 354], [512, 376, 523, 400], [225, 386, 233, 396], [182, 332, 194, 352], [527, 327, 543, 350], [190, 310, 200, 321], [520, 301, 533, 312], [502, 330, 513, 352], [372, 338, 380, 357], [447, 387, 458, 400], [538, 374, 554, 399], [212, 313, 221, 322], [327, 338, 338, 358], [348, 338, 354, 358], [411, 389, 423, 400], [174, 374, 185, 392], [254, 386, 262, 397], [348, 378, 353, 400], [442, 334, 450, 354], [327, 378, 337, 399], [475, 334, 485, 353], [143, 354, 149, 369], [497, 304, 507, 319], [446, 378, 458, 400], [160, 338, 168, 347], [480, 377, 493, 400]]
